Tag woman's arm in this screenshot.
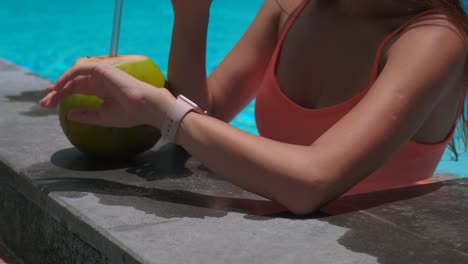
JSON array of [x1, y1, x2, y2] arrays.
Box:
[[41, 10, 465, 215], [170, 23, 467, 215], [168, 0, 281, 121]]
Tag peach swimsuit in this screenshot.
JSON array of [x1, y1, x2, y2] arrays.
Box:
[[255, 0, 466, 194]]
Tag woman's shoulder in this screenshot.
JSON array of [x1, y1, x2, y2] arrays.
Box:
[[381, 12, 467, 76], [404, 12, 466, 42]]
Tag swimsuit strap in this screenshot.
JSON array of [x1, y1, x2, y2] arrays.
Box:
[[368, 9, 441, 86], [273, 0, 311, 57], [275, 2, 440, 87]]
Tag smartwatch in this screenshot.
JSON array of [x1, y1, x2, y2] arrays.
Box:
[[161, 94, 208, 144]]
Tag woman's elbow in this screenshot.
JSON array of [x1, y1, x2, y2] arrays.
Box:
[[278, 180, 328, 216], [286, 202, 321, 216]]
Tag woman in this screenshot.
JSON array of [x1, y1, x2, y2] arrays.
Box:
[[40, 0, 467, 215]]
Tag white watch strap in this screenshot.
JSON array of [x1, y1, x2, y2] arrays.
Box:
[[161, 95, 199, 144]]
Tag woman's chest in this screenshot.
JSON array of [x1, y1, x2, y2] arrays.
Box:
[[276, 9, 390, 109]]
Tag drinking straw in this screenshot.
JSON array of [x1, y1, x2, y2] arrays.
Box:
[[110, 0, 123, 56]]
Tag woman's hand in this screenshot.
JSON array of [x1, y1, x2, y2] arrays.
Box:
[[39, 63, 175, 129]]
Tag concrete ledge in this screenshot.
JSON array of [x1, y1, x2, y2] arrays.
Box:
[[0, 172, 104, 264], [1, 58, 468, 264]]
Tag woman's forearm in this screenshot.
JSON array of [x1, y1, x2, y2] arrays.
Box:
[[168, 11, 212, 111], [176, 112, 324, 214]]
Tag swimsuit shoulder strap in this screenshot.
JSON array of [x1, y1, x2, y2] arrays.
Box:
[[368, 9, 442, 86], [274, 0, 311, 51]]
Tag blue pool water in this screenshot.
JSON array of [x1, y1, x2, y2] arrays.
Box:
[[1, 0, 466, 177]]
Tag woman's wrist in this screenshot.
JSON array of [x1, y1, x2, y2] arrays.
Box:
[[173, 5, 211, 20], [173, 11, 210, 32], [141, 84, 176, 129]]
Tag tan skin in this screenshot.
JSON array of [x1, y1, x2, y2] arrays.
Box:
[[40, 0, 467, 215]]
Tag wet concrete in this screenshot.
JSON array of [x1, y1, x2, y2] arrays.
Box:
[[1, 58, 468, 263]]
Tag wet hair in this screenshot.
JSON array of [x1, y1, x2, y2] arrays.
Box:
[[274, 0, 467, 160]]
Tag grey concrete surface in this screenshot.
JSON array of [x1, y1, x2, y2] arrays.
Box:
[[1, 58, 468, 264]]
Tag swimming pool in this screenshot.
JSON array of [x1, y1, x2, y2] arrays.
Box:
[[1, 0, 466, 177]]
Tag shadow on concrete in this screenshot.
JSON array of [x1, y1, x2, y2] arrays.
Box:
[[5, 90, 57, 117], [50, 148, 133, 171], [51, 145, 193, 180], [125, 144, 193, 181], [321, 182, 443, 215], [46, 144, 444, 219], [313, 182, 468, 263], [35, 173, 444, 220], [44, 144, 284, 217], [35, 176, 286, 218], [249, 182, 444, 220]]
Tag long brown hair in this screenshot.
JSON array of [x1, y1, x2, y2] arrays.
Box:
[[431, 0, 468, 160]]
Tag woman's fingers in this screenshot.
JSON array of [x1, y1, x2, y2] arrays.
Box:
[[40, 76, 83, 108], [40, 75, 107, 108], [55, 75, 101, 103], [41, 63, 99, 107], [51, 63, 101, 92], [45, 84, 55, 93]]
